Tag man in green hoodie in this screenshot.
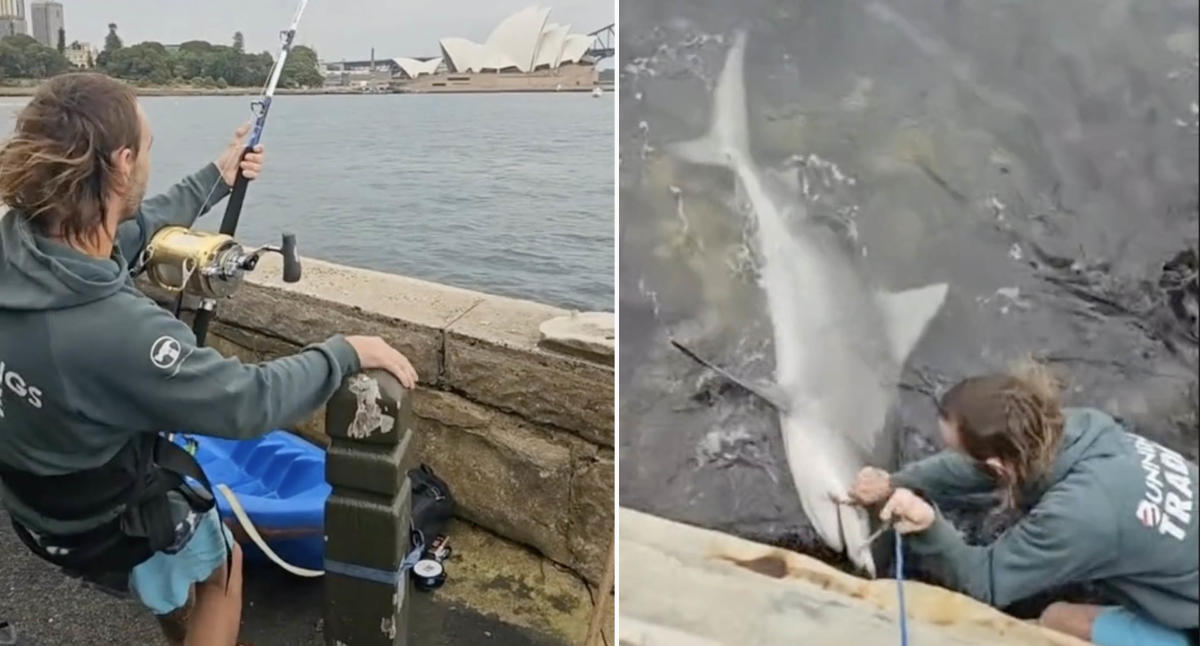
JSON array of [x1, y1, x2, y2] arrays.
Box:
[[0, 73, 418, 646], [849, 363, 1198, 646]]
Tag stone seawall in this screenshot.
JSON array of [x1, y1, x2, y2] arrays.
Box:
[[619, 508, 1093, 646], [141, 254, 614, 643]]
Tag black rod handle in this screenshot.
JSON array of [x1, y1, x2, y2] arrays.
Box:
[[218, 146, 254, 235], [192, 306, 215, 347]]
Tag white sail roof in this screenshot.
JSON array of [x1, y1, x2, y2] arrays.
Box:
[[437, 7, 594, 74], [439, 37, 484, 73], [559, 34, 592, 64], [533, 23, 569, 69], [394, 57, 442, 78]]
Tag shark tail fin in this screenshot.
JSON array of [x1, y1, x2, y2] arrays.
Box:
[[666, 30, 751, 170], [876, 283, 949, 362]]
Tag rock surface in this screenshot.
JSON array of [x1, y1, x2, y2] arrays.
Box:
[[619, 508, 1094, 646], [539, 312, 616, 360], [445, 296, 615, 447]]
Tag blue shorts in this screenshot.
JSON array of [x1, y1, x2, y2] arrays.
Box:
[[1092, 606, 1194, 646], [128, 508, 233, 616]]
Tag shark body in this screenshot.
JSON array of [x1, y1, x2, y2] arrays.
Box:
[[669, 31, 948, 575]]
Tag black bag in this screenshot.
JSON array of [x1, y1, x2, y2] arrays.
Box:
[[408, 463, 454, 542]]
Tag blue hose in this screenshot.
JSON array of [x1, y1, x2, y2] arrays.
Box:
[[895, 530, 910, 646]]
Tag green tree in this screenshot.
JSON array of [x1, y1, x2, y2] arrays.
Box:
[[278, 45, 323, 88], [0, 34, 71, 78], [56, 28, 65, 54], [244, 51, 274, 86], [105, 23, 122, 52], [97, 23, 122, 68], [0, 40, 28, 78], [106, 42, 172, 85], [179, 40, 214, 55]]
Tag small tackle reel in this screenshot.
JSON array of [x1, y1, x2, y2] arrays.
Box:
[[140, 226, 302, 300], [413, 534, 451, 592]]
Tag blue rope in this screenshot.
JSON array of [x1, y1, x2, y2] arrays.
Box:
[[895, 529, 910, 646]]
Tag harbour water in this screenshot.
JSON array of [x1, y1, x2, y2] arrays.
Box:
[[0, 92, 614, 311], [618, 0, 1198, 584]]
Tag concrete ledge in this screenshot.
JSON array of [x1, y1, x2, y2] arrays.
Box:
[[199, 255, 614, 449], [619, 508, 1091, 646]]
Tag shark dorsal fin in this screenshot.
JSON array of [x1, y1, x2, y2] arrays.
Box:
[[875, 283, 949, 362]]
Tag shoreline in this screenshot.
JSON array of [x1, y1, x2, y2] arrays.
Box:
[[0, 83, 615, 98], [0, 85, 366, 97]]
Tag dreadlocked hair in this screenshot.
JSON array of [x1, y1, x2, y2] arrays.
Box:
[[938, 356, 1066, 508]]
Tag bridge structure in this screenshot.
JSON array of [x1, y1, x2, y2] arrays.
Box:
[[586, 23, 615, 61]]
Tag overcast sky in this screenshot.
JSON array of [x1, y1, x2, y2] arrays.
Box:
[[55, 0, 613, 61]]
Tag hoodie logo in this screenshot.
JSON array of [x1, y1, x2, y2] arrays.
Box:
[[1130, 434, 1193, 542], [0, 360, 44, 413], [150, 336, 184, 371], [1137, 500, 1161, 528]]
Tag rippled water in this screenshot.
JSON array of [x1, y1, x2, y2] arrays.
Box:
[[619, 0, 1198, 570], [1, 92, 614, 311]]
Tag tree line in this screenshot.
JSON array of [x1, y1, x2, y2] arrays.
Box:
[[0, 24, 324, 89]]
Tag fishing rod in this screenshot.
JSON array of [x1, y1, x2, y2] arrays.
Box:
[[140, 0, 309, 347]]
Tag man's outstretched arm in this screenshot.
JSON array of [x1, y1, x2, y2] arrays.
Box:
[[116, 123, 264, 264]]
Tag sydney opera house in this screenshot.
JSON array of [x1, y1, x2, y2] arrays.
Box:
[[391, 6, 601, 92]]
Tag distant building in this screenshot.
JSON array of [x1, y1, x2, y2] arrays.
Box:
[[320, 58, 444, 88], [64, 42, 95, 68], [30, 1, 63, 49], [322, 7, 603, 93], [0, 0, 27, 38]]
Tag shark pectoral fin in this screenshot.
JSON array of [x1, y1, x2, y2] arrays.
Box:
[[670, 339, 790, 412], [876, 283, 949, 362]]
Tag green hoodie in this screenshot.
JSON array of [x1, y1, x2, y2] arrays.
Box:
[[0, 163, 361, 535], [892, 407, 1199, 630]]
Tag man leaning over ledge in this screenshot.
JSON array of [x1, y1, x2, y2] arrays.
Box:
[[0, 72, 417, 646]]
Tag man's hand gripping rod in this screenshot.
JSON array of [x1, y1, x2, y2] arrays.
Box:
[[178, 0, 309, 346]]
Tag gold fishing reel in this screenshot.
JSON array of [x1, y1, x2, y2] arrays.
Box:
[[139, 226, 301, 300]]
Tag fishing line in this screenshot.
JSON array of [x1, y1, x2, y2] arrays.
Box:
[[895, 529, 910, 646]]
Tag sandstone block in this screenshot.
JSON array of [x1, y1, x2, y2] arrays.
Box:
[[410, 388, 574, 568], [619, 508, 1094, 646], [445, 296, 614, 446], [568, 451, 615, 585], [538, 312, 615, 361]]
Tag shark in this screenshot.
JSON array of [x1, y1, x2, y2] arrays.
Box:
[[667, 31, 949, 576]]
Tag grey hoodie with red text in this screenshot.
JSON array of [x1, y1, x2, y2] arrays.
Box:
[[893, 407, 1199, 630], [0, 163, 361, 536]]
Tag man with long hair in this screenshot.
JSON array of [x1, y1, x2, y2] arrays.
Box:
[[0, 73, 418, 645], [850, 361, 1198, 646]]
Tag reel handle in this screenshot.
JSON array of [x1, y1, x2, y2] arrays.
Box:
[[281, 232, 301, 283]]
